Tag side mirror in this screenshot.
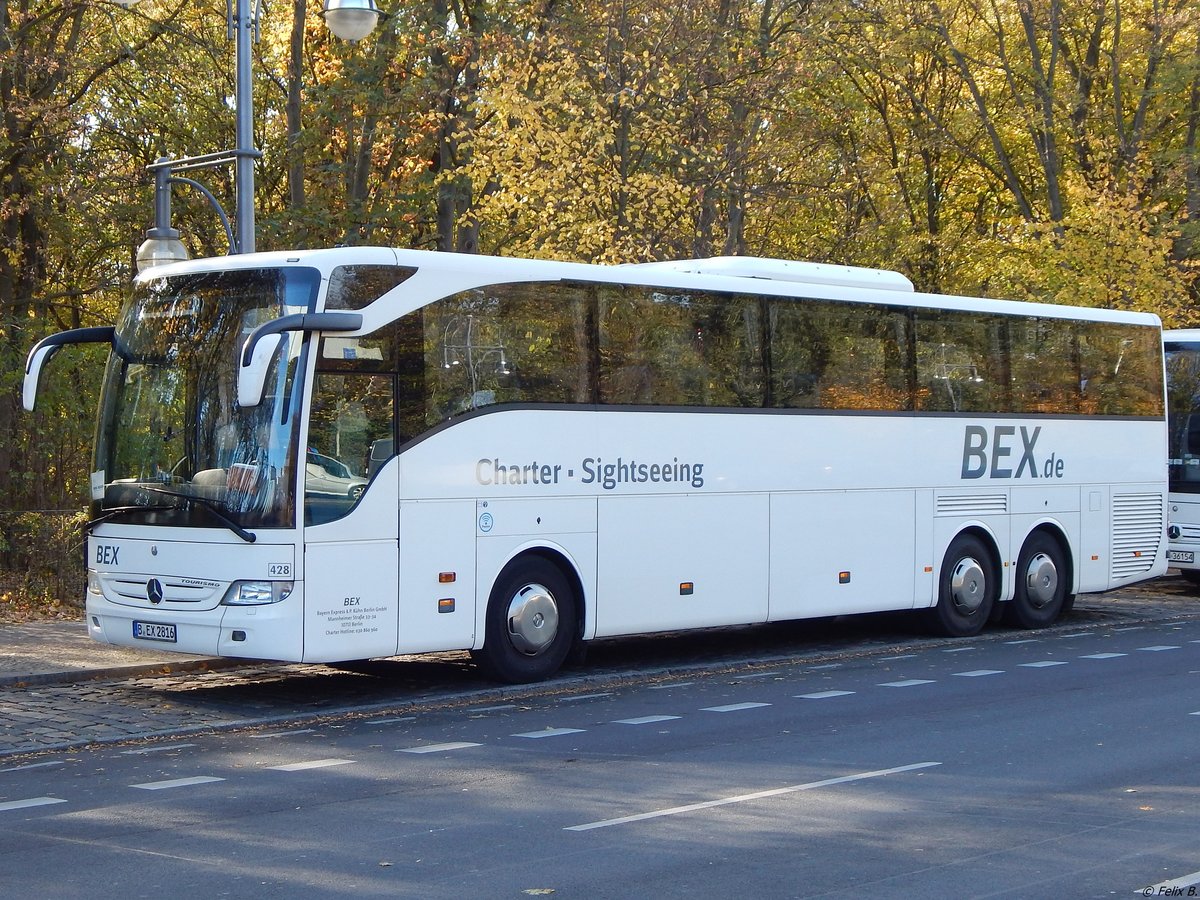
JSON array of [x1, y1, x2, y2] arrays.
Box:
[[237, 312, 363, 408], [24, 326, 115, 412]]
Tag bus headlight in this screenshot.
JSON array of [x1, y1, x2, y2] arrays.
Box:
[[222, 580, 294, 605], [86, 570, 103, 595]]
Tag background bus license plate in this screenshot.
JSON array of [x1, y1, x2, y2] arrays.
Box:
[[133, 621, 177, 643], [1168, 550, 1194, 564]]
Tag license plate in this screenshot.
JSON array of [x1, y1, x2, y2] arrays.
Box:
[[1168, 550, 1194, 564], [132, 621, 177, 643]]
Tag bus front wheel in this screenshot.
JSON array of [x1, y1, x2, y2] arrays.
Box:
[[475, 556, 577, 684], [928, 535, 996, 637], [1004, 531, 1071, 628]]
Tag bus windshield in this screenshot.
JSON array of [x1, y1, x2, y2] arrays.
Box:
[[92, 267, 320, 530], [1166, 340, 1200, 494]]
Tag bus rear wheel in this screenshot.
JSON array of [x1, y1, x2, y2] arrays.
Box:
[[1004, 532, 1071, 628], [927, 534, 996, 637], [475, 556, 577, 684]]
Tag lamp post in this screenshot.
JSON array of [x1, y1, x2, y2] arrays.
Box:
[[116, 0, 385, 271]]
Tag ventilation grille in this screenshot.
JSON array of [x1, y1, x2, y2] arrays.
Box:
[[1111, 493, 1164, 580], [936, 493, 1008, 516]]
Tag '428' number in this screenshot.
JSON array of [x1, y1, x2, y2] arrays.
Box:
[[268, 563, 293, 578]]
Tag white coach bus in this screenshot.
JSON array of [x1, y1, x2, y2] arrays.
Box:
[[25, 250, 1168, 682], [1164, 329, 1200, 584]]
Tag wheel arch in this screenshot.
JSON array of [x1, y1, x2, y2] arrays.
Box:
[[474, 541, 590, 651], [1016, 520, 1076, 595], [936, 523, 1004, 608]]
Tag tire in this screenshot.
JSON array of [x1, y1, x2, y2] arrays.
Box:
[[1181, 569, 1200, 588], [1004, 531, 1072, 629], [927, 534, 996, 637], [474, 556, 577, 684]]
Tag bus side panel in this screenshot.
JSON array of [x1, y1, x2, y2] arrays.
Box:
[[398, 500, 477, 653], [594, 494, 768, 637], [768, 490, 917, 620], [303, 541, 399, 662]]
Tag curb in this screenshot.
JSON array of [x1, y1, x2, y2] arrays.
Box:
[[0, 656, 254, 690]]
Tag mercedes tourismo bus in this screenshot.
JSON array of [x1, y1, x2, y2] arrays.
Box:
[[25, 250, 1168, 682], [1164, 329, 1200, 584]]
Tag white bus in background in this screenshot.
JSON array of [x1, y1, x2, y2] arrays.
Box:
[[25, 249, 1168, 682], [1163, 329, 1200, 585]]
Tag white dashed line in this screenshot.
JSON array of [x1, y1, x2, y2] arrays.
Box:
[[122, 744, 197, 755], [806, 664, 841, 671], [1058, 633, 1089, 638], [513, 728, 586, 739], [0, 797, 66, 812], [739, 671, 784, 679], [1004, 639, 1040, 645], [952, 670, 1003, 677], [1019, 661, 1067, 668], [702, 702, 771, 713], [796, 690, 855, 699], [398, 742, 482, 754], [1080, 653, 1127, 660], [881, 655, 916, 661], [367, 716, 417, 725], [613, 716, 682, 725], [647, 682, 694, 689], [131, 776, 225, 791], [942, 647, 976, 653], [1138, 645, 1181, 652], [564, 761, 942, 831], [267, 758, 355, 772], [0, 761, 65, 774], [879, 679, 935, 688], [560, 693, 614, 702], [249, 729, 316, 739]]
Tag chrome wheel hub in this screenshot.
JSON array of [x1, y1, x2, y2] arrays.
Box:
[[506, 583, 559, 655]]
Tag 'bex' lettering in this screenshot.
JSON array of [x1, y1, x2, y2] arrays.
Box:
[[95, 544, 119, 566], [961, 425, 1056, 479]]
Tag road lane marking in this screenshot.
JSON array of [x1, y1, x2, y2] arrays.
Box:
[[739, 671, 784, 679], [1058, 632, 1089, 638], [797, 690, 855, 699], [1004, 639, 1039, 645], [881, 655, 916, 661], [952, 670, 1003, 677], [267, 759, 355, 772], [513, 728, 586, 739], [367, 716, 417, 725], [1019, 661, 1067, 668], [878, 680, 935, 688], [560, 693, 613, 702], [701, 703, 771, 712], [398, 742, 482, 754], [132, 776, 225, 791], [942, 647, 975, 653], [1138, 645, 1181, 652], [1080, 653, 1127, 659], [122, 744, 197, 755], [648, 682, 694, 689], [249, 729, 316, 739], [564, 762, 942, 831], [613, 716, 681, 725], [0, 797, 66, 812], [0, 761, 65, 774]]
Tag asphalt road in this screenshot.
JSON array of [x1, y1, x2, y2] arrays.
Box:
[[1, 610, 1197, 898]]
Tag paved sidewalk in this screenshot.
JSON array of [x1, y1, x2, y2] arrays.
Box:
[[1, 574, 1196, 690], [0, 618, 241, 688]]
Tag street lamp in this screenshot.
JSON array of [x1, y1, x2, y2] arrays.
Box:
[[120, 0, 385, 271]]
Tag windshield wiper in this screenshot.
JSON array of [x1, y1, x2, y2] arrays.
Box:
[[140, 486, 258, 543]]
